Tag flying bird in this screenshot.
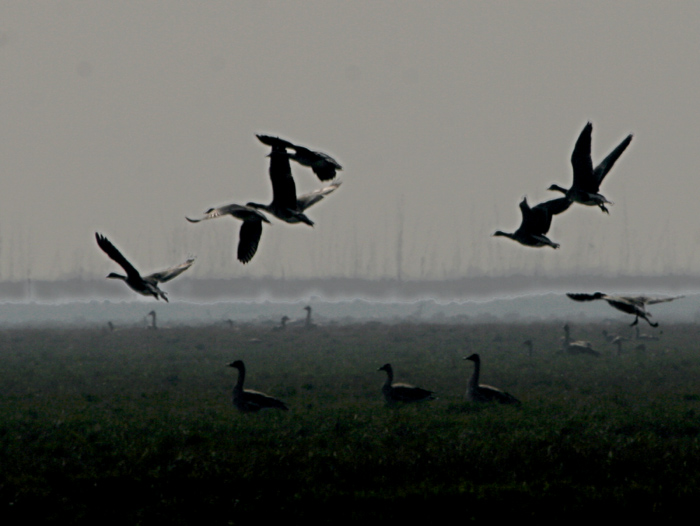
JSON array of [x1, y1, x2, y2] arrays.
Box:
[[464, 353, 520, 405], [256, 134, 342, 181], [95, 233, 194, 302], [247, 145, 341, 226], [228, 360, 289, 412], [186, 204, 271, 264], [493, 196, 572, 248], [566, 292, 683, 327], [548, 122, 633, 213], [378, 363, 436, 405]]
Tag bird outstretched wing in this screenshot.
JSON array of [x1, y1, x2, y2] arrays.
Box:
[[95, 233, 141, 279], [146, 257, 195, 283]]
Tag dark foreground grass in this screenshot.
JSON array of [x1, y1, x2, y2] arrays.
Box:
[[1, 322, 700, 523]]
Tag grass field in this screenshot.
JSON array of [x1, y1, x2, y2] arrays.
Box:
[[1, 321, 700, 523]]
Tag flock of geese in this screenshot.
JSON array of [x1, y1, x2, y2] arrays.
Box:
[[494, 122, 633, 248], [91, 125, 684, 414], [95, 134, 343, 295], [229, 354, 520, 413]]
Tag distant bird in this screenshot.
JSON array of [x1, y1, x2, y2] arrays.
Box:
[[601, 329, 618, 343], [566, 292, 684, 327], [147, 310, 157, 330], [186, 204, 271, 264], [303, 305, 316, 329], [378, 363, 436, 405], [272, 316, 290, 331], [548, 122, 633, 214], [247, 145, 342, 226], [228, 360, 289, 413], [464, 354, 520, 404], [635, 326, 659, 341], [95, 233, 194, 302], [611, 335, 630, 356], [493, 196, 572, 248], [561, 323, 600, 357], [256, 134, 342, 181]]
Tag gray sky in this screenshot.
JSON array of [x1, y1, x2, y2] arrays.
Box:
[[1, 2, 699, 283]]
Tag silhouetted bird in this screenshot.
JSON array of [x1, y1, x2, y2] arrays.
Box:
[[95, 233, 194, 302], [378, 363, 436, 405], [228, 360, 289, 412], [256, 134, 342, 181], [464, 353, 520, 404], [566, 292, 683, 327], [247, 146, 341, 226], [187, 204, 270, 264], [548, 122, 633, 213], [493, 196, 572, 248], [560, 323, 600, 357]]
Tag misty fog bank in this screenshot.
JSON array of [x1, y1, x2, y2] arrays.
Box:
[[3, 275, 699, 303], [1, 292, 698, 328]]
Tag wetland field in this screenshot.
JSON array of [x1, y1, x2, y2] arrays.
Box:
[[1, 321, 700, 523]]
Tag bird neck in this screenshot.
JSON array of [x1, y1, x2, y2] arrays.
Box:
[[469, 359, 480, 389], [493, 231, 515, 240], [235, 366, 245, 391], [382, 367, 393, 386], [548, 184, 568, 195]]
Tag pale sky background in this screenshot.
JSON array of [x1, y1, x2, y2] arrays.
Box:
[[1, 2, 700, 284]]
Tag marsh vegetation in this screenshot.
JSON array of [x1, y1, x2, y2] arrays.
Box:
[[1, 321, 700, 523]]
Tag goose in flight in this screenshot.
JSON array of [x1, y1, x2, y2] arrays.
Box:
[[95, 233, 194, 302], [247, 146, 341, 226], [378, 363, 436, 405], [493, 196, 572, 248], [186, 204, 271, 264], [566, 292, 683, 327], [228, 360, 289, 412], [548, 122, 633, 214], [464, 353, 520, 405], [256, 134, 342, 181]]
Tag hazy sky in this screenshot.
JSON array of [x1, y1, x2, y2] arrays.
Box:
[[2, 2, 700, 283]]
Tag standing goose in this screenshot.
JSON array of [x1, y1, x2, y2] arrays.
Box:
[[566, 292, 684, 327], [378, 363, 436, 405], [95, 233, 194, 302], [247, 146, 342, 226], [228, 360, 289, 412], [272, 316, 290, 331], [464, 354, 520, 405], [611, 335, 630, 356], [147, 310, 157, 330], [303, 305, 317, 330], [561, 323, 600, 357], [186, 204, 271, 264], [635, 326, 659, 341], [548, 122, 633, 214], [493, 196, 572, 248], [256, 134, 342, 181]]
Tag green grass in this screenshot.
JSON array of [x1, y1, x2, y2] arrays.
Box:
[[1, 322, 700, 523]]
